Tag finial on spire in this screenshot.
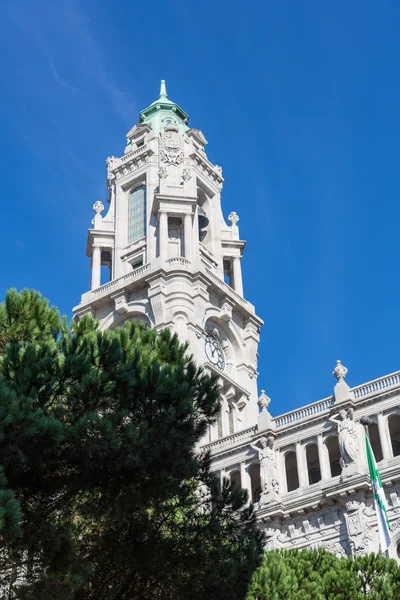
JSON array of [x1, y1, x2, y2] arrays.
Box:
[[159, 80, 168, 100]]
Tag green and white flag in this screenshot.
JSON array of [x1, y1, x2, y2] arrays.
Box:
[[366, 433, 391, 553]]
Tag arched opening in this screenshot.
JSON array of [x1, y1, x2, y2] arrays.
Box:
[[168, 217, 183, 257], [389, 415, 400, 457], [306, 444, 321, 485], [108, 313, 151, 331], [368, 422, 383, 462], [326, 436, 342, 477], [230, 470, 241, 490], [100, 249, 112, 285], [285, 451, 299, 492], [249, 463, 261, 503], [197, 188, 211, 246]]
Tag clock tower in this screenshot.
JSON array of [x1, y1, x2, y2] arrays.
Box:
[[74, 81, 263, 440]]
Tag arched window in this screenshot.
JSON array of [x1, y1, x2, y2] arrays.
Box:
[[326, 436, 342, 477], [306, 444, 321, 485], [368, 422, 383, 462], [230, 470, 241, 489], [249, 463, 261, 503], [389, 415, 400, 457], [128, 185, 146, 244], [285, 451, 299, 492]]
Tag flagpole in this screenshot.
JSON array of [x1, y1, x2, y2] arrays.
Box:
[[361, 416, 391, 556]]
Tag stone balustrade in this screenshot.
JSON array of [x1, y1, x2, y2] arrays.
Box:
[[352, 371, 400, 399], [275, 396, 335, 428], [205, 268, 254, 313], [89, 264, 150, 299], [119, 144, 149, 163], [203, 425, 257, 453], [166, 257, 191, 267]]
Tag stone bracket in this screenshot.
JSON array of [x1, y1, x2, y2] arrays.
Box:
[[111, 290, 128, 315]]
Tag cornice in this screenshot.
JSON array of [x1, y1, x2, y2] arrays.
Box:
[[190, 149, 223, 191], [110, 146, 155, 180]]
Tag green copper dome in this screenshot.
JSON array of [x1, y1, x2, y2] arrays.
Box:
[[139, 80, 190, 133]]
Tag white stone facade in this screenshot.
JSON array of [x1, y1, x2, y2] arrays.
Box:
[[73, 82, 400, 561]]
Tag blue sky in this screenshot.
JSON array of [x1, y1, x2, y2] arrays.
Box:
[[1, 0, 400, 416]]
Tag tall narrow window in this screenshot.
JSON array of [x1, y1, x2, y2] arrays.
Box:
[[128, 185, 146, 244]]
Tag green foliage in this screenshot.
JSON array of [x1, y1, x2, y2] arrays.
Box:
[[246, 548, 400, 600], [0, 289, 264, 599], [0, 288, 63, 353]]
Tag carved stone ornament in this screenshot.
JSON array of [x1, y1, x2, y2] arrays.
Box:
[[391, 519, 400, 531], [228, 211, 239, 226], [347, 513, 362, 536], [333, 359, 348, 381], [321, 541, 347, 557], [106, 156, 117, 180], [93, 201, 104, 214], [182, 168, 192, 181], [346, 500, 362, 512], [158, 166, 168, 179], [160, 125, 184, 165], [258, 390, 271, 412]]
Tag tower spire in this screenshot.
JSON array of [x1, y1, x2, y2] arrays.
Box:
[[159, 79, 168, 100], [139, 80, 189, 127]]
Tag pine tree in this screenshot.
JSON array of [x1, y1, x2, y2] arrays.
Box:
[[246, 548, 400, 600], [0, 288, 63, 352], [0, 290, 264, 599]]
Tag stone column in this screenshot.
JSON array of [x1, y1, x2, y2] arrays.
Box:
[[209, 421, 218, 442], [159, 210, 168, 261], [279, 450, 288, 494], [220, 468, 226, 488], [240, 462, 252, 504], [232, 256, 243, 296], [296, 442, 308, 488], [377, 413, 392, 459], [221, 399, 230, 437], [91, 244, 101, 290], [317, 434, 330, 480], [184, 212, 193, 262]]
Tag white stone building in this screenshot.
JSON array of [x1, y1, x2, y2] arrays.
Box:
[[73, 81, 400, 561]]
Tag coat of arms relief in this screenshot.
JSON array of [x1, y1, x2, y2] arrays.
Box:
[[159, 125, 184, 165]]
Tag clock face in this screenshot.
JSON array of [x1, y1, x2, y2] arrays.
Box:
[[205, 333, 225, 371]]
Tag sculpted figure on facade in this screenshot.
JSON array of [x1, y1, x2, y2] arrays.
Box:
[[330, 408, 359, 469], [250, 436, 279, 496]]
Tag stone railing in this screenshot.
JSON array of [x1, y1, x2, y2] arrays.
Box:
[[205, 268, 253, 313], [352, 371, 400, 400], [274, 396, 335, 429], [202, 425, 257, 453], [191, 149, 223, 189], [166, 257, 191, 267], [119, 145, 149, 164], [199, 243, 218, 270], [92, 264, 150, 298]]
